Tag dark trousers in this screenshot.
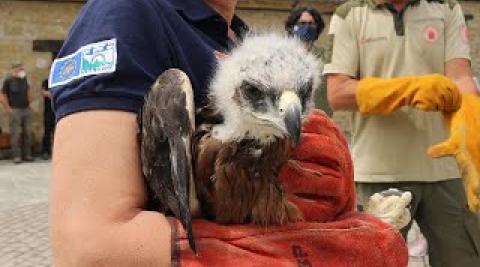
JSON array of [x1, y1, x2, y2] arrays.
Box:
[[41, 112, 55, 155], [356, 179, 480, 267], [10, 108, 32, 158]]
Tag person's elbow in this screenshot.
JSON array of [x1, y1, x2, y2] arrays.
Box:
[[445, 58, 478, 94], [50, 207, 171, 267], [50, 216, 111, 267]]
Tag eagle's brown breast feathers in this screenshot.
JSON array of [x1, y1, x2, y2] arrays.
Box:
[[194, 124, 303, 225]]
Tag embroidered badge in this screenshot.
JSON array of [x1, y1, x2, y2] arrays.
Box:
[[461, 25, 470, 44], [49, 39, 117, 88], [423, 26, 439, 43]]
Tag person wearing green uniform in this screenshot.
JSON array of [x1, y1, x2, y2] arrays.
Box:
[[325, 0, 480, 266]]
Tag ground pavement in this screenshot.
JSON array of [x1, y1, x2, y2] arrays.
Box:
[[0, 160, 433, 267], [0, 160, 51, 267]]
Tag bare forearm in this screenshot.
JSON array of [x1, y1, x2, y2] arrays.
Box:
[[326, 70, 476, 114], [50, 111, 172, 267], [446, 58, 478, 95], [51, 210, 172, 267], [450, 75, 478, 95], [326, 74, 359, 111], [42, 89, 51, 98]]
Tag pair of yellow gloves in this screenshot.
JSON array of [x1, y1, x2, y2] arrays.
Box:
[[356, 74, 480, 212]]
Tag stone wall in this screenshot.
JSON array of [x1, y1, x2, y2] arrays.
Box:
[[0, 0, 83, 144], [0, 0, 479, 147], [462, 1, 480, 77]]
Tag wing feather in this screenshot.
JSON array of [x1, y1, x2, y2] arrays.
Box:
[[140, 69, 197, 252]]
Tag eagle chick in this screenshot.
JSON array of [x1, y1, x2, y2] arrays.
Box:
[[141, 33, 321, 252]]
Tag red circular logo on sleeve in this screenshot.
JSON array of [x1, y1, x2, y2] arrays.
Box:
[[423, 26, 439, 43]]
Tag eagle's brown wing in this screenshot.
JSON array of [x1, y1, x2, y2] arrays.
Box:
[[192, 101, 224, 221], [140, 69, 197, 252]]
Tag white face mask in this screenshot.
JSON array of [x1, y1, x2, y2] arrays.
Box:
[[17, 71, 26, 79]]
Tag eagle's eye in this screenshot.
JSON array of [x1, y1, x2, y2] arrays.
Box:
[[243, 84, 263, 100]]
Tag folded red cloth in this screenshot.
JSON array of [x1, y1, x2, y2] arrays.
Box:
[[171, 213, 407, 267], [279, 110, 355, 222], [170, 110, 408, 267]]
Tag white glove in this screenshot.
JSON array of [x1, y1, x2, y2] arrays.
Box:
[[365, 189, 412, 230]]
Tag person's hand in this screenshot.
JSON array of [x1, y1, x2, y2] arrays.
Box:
[[428, 93, 480, 212], [214, 50, 228, 60], [356, 74, 461, 115], [365, 189, 412, 230], [408, 74, 461, 112], [5, 106, 12, 113], [169, 111, 407, 266], [42, 89, 52, 99]]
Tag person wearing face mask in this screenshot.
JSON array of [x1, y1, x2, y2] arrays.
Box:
[[285, 7, 332, 117], [1, 63, 34, 164]]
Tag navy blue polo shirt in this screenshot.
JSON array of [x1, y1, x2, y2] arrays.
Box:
[[50, 0, 247, 121]]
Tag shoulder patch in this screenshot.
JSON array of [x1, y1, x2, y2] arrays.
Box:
[[49, 39, 117, 88], [335, 0, 369, 19]]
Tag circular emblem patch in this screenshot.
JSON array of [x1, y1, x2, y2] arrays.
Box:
[[423, 26, 439, 43], [60, 59, 79, 80]]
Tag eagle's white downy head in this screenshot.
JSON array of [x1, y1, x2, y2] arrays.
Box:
[[209, 33, 322, 144]]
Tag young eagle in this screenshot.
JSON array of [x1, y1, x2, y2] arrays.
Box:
[[140, 34, 321, 252]]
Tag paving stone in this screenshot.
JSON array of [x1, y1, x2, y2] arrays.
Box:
[[0, 160, 52, 267]]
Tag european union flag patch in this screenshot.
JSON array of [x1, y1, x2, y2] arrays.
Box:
[[49, 39, 117, 88]]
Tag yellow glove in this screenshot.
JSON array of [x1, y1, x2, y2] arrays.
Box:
[[428, 93, 480, 212], [356, 74, 462, 115]]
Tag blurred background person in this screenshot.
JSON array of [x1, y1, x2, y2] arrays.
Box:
[[40, 78, 54, 160], [1, 63, 33, 164], [325, 0, 480, 265], [285, 6, 332, 116]]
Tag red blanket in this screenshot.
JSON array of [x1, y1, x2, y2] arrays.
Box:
[[171, 110, 408, 267]]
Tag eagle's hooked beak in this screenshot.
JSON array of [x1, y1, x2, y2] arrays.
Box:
[[279, 91, 302, 146]]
